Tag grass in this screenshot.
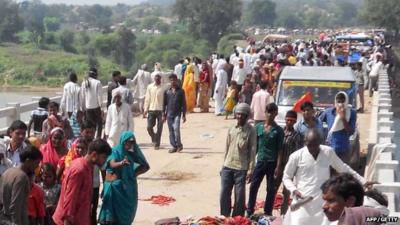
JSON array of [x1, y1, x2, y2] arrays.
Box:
[[0, 42, 124, 88]]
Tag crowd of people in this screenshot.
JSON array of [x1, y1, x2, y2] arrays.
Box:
[[0, 33, 392, 225]]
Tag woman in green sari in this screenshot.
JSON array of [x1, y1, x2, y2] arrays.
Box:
[[99, 131, 150, 225]]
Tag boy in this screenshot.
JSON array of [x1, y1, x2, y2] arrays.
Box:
[[28, 97, 50, 138]]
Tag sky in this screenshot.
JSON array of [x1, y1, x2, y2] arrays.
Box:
[[37, 0, 144, 5]]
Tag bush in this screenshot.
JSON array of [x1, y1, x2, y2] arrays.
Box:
[[217, 33, 244, 56]]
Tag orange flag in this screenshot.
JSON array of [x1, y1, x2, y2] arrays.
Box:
[[293, 92, 313, 112]]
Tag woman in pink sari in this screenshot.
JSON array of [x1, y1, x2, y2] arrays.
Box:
[[40, 128, 68, 171]]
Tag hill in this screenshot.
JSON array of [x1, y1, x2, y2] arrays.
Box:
[[0, 43, 123, 87]]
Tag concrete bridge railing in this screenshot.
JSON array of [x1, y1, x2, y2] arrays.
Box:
[[0, 86, 109, 135], [366, 70, 400, 217]]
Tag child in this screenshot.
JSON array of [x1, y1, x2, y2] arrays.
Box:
[[224, 80, 239, 119], [28, 97, 50, 138], [56, 137, 88, 181], [40, 163, 61, 225], [41, 102, 73, 143], [28, 175, 46, 225]]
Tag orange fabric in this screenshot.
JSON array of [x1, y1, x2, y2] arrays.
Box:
[[28, 183, 46, 218], [143, 195, 176, 206], [182, 64, 197, 112], [293, 92, 313, 113]]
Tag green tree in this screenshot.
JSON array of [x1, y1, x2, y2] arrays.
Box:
[[79, 4, 113, 32], [59, 29, 76, 53], [173, 0, 242, 46], [361, 0, 400, 36], [217, 33, 243, 56], [114, 27, 136, 69], [244, 0, 276, 26], [275, 10, 303, 29], [93, 33, 117, 57], [20, 0, 47, 47], [0, 0, 23, 42], [44, 17, 61, 32]]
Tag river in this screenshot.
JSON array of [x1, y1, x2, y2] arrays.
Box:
[[0, 89, 58, 128]]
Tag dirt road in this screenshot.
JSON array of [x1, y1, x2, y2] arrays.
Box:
[[122, 93, 371, 224]]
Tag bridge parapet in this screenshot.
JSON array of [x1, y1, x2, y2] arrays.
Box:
[[366, 70, 400, 216]]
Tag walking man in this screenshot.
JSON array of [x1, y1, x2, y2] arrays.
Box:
[[163, 74, 186, 153], [250, 81, 270, 124], [131, 64, 152, 114], [112, 75, 134, 106], [144, 74, 166, 150], [0, 146, 42, 225], [220, 103, 256, 217], [282, 129, 372, 225], [81, 68, 103, 139], [105, 91, 134, 147], [247, 103, 284, 217], [60, 72, 81, 119], [52, 139, 111, 225], [107, 71, 120, 108]]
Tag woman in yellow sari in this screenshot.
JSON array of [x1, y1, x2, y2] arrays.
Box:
[[182, 64, 197, 113]]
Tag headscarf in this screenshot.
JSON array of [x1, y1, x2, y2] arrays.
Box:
[[234, 103, 251, 116], [329, 91, 351, 133], [40, 127, 67, 168], [106, 131, 149, 175]]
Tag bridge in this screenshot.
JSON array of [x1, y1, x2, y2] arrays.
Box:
[[0, 72, 399, 220]]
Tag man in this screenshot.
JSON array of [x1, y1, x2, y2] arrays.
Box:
[[232, 58, 248, 92], [220, 103, 256, 217], [214, 63, 228, 116], [81, 68, 103, 139], [174, 60, 184, 81], [319, 92, 356, 164], [367, 55, 383, 97], [247, 103, 284, 217], [321, 173, 381, 225], [354, 62, 365, 113], [52, 139, 111, 225], [112, 76, 134, 106], [144, 74, 166, 150], [359, 52, 369, 90], [107, 71, 120, 108], [282, 129, 370, 225], [151, 62, 164, 83], [6, 120, 28, 167], [105, 91, 134, 148], [60, 72, 81, 119], [294, 101, 324, 138], [163, 74, 186, 153], [250, 80, 270, 124], [274, 110, 303, 215], [27, 97, 49, 138], [0, 145, 43, 225], [132, 64, 153, 114]]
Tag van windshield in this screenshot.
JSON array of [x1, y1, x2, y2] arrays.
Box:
[[277, 80, 355, 108]]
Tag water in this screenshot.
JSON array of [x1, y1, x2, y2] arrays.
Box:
[[0, 89, 58, 128]]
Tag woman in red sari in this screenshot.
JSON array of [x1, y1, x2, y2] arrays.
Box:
[[56, 137, 88, 181], [40, 128, 68, 173]]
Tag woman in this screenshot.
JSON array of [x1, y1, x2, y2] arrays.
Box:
[[56, 137, 88, 181], [199, 62, 211, 113], [182, 64, 197, 113], [40, 128, 68, 170], [99, 131, 150, 225]]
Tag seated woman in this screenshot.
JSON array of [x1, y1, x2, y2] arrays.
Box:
[[99, 131, 150, 225]]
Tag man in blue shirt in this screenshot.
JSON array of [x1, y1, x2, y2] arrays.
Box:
[[319, 92, 357, 164], [294, 101, 324, 139]]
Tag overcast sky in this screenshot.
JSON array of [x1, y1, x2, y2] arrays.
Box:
[[39, 0, 144, 5]]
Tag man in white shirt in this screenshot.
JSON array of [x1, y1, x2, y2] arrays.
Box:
[[174, 60, 184, 81], [81, 68, 103, 138], [105, 91, 134, 147], [144, 74, 166, 150], [131, 64, 152, 114], [368, 55, 383, 97], [112, 76, 133, 106], [60, 72, 81, 119], [359, 52, 369, 90], [232, 59, 248, 92], [282, 129, 372, 225], [250, 81, 270, 124], [214, 64, 228, 116]]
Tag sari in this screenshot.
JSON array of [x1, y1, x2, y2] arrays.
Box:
[[182, 64, 197, 112], [224, 88, 237, 114], [40, 128, 67, 169], [99, 131, 149, 225], [57, 139, 83, 181]]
